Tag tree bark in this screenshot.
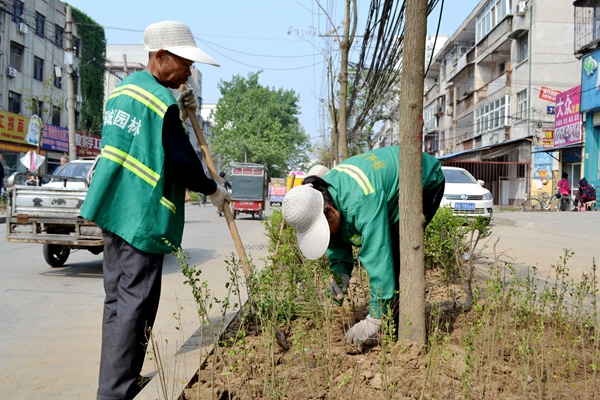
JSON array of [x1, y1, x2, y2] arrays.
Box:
[[398, 0, 428, 346]]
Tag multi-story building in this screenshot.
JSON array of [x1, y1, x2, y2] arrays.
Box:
[[0, 0, 82, 176], [421, 0, 580, 206]]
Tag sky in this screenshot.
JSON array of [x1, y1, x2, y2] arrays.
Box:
[[66, 0, 481, 146]]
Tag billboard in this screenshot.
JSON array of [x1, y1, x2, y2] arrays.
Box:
[[582, 48, 600, 112], [0, 111, 30, 145], [554, 85, 581, 148]]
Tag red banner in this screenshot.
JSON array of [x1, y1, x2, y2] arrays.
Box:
[[539, 86, 562, 102], [76, 131, 102, 156]]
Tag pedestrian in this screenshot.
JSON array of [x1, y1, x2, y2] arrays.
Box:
[[219, 171, 232, 191], [80, 20, 228, 400], [557, 172, 571, 196], [60, 155, 69, 166], [282, 146, 445, 349], [0, 154, 5, 192]]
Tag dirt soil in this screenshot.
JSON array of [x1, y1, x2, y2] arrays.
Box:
[[182, 269, 591, 400]]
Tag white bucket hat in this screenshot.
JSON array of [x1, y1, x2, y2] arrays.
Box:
[[307, 165, 330, 178], [143, 20, 219, 67], [282, 185, 330, 260]]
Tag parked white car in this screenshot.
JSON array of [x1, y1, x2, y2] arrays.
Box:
[[43, 158, 96, 189], [440, 166, 493, 221]]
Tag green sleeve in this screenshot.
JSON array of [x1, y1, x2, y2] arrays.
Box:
[[351, 191, 395, 318], [326, 243, 354, 277]]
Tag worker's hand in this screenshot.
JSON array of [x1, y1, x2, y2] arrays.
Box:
[[330, 274, 350, 302], [177, 88, 197, 121], [343, 315, 381, 350], [209, 184, 231, 213]]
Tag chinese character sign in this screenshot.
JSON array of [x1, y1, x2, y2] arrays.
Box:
[[0, 110, 30, 144], [539, 86, 561, 102], [42, 124, 69, 152], [76, 131, 102, 156], [554, 85, 581, 147], [541, 129, 554, 148]]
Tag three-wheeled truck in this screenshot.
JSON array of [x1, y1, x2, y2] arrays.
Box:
[[230, 163, 268, 220]]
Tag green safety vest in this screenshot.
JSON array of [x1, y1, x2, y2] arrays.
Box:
[[323, 146, 444, 318], [80, 70, 185, 254]]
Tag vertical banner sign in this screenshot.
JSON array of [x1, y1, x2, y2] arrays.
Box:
[[554, 85, 581, 148], [541, 129, 554, 148], [533, 147, 553, 186]]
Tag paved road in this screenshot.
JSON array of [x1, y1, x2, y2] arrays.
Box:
[[484, 211, 600, 282], [0, 203, 269, 399], [1, 205, 598, 399]]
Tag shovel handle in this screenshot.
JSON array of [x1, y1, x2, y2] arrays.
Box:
[[179, 85, 252, 285]]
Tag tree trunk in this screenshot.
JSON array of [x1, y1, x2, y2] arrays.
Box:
[[398, 0, 428, 346], [337, 0, 351, 161]]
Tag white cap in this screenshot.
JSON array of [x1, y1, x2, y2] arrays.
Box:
[[143, 21, 219, 67], [307, 165, 330, 178], [282, 185, 330, 260]]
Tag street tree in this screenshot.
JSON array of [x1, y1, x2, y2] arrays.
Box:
[[21, 75, 66, 154], [210, 72, 310, 177]]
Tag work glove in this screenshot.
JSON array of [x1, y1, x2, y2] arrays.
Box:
[[330, 274, 350, 303], [209, 184, 231, 213], [343, 315, 381, 351], [177, 88, 197, 121]]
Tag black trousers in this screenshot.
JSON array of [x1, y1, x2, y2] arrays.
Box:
[[389, 179, 445, 326], [97, 230, 164, 400]]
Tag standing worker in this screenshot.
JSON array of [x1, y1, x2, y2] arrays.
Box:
[[282, 146, 445, 349], [80, 21, 229, 400]]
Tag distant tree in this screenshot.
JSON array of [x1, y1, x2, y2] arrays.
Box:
[[71, 6, 106, 135], [210, 72, 310, 177]]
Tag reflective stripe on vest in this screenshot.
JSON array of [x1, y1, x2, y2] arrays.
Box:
[[350, 234, 362, 246], [101, 145, 160, 187], [109, 84, 168, 117], [160, 197, 176, 214], [333, 164, 375, 195]]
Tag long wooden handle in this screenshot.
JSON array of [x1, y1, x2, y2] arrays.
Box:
[[180, 85, 252, 285]]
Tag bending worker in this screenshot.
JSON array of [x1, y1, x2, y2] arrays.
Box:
[[81, 21, 230, 400], [282, 146, 445, 348]]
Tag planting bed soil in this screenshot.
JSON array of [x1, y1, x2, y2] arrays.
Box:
[[181, 268, 593, 400]]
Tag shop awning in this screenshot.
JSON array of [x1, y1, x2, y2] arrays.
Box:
[[438, 136, 532, 161]]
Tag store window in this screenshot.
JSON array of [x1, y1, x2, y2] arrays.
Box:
[[52, 106, 61, 126], [517, 90, 528, 121], [34, 56, 44, 81], [12, 1, 23, 24], [54, 24, 64, 48], [9, 91, 21, 114], [10, 42, 23, 71], [517, 32, 528, 63], [35, 12, 45, 37], [54, 66, 62, 89]]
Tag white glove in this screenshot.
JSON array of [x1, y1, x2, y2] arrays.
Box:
[[177, 88, 197, 121], [330, 274, 350, 301], [343, 315, 381, 350], [209, 184, 231, 213]]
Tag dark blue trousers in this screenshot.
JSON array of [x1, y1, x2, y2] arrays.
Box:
[[97, 230, 164, 400]]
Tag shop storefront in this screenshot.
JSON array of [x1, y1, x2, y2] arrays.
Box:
[[581, 49, 600, 189], [0, 112, 102, 179], [533, 85, 583, 193], [0, 111, 46, 177]]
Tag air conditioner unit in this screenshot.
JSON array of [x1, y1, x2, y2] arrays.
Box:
[[446, 106, 453, 116], [517, 0, 527, 16], [17, 22, 28, 34], [6, 67, 17, 78]]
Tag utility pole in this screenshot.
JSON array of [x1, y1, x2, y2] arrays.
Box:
[[65, 6, 76, 161], [398, 0, 428, 346], [122, 54, 128, 79]]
